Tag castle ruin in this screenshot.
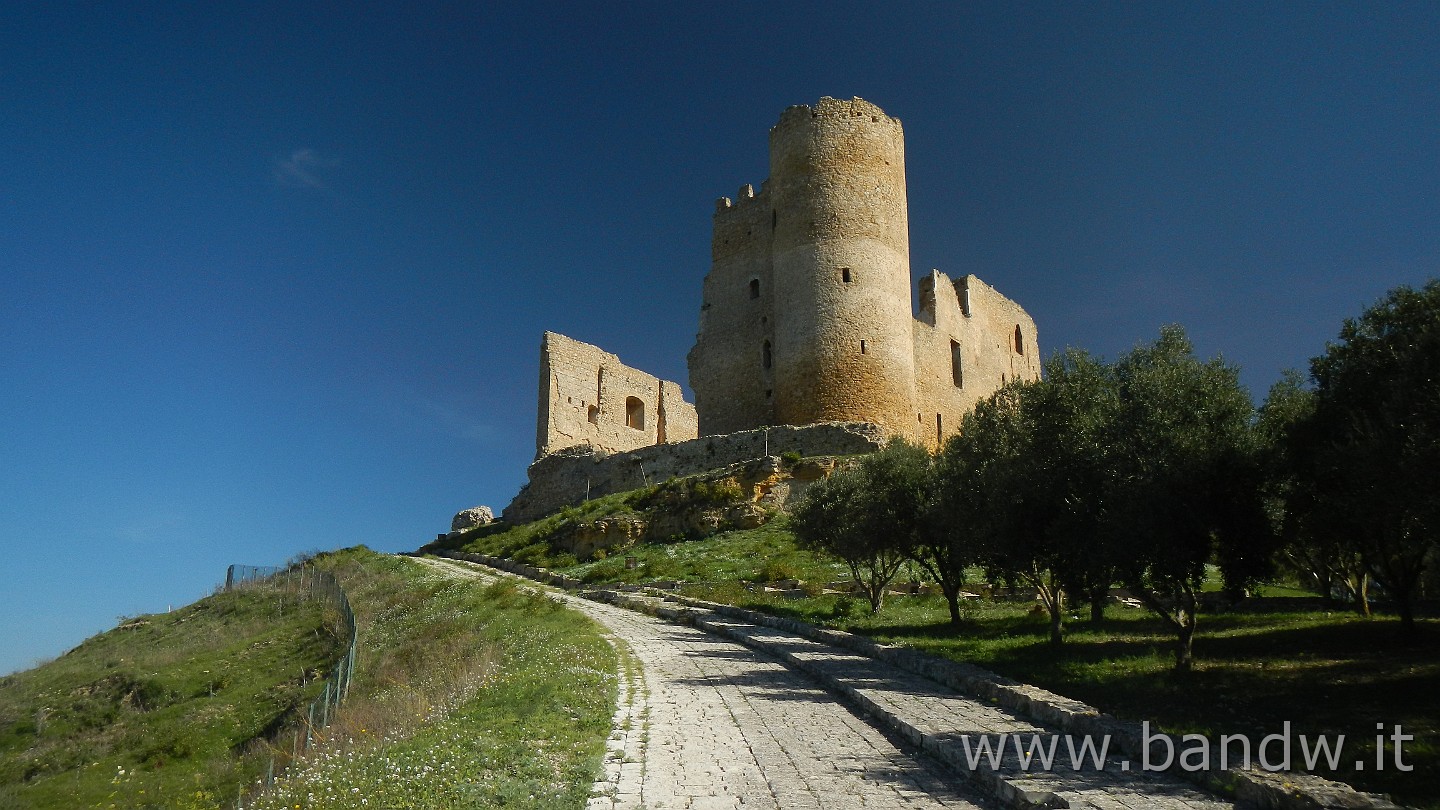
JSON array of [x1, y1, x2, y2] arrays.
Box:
[[536, 331, 698, 458], [532, 96, 1038, 458], [688, 96, 1039, 448]]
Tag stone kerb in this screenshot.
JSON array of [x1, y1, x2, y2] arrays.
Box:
[[659, 594, 1403, 810], [428, 551, 1402, 810]]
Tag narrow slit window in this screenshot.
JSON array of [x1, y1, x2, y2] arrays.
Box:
[[1014, 325, 1025, 355], [625, 397, 645, 430], [950, 340, 963, 387], [749, 279, 760, 299], [936, 413, 943, 444], [860, 340, 867, 354], [841, 267, 852, 283], [762, 340, 772, 370]]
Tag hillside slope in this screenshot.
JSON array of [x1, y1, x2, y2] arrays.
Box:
[[0, 573, 343, 809]]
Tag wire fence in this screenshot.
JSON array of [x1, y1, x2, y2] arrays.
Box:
[[223, 562, 358, 808]]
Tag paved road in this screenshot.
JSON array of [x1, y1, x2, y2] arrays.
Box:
[[419, 557, 1233, 810], [419, 557, 992, 810]]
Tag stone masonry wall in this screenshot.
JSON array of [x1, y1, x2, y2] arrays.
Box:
[[912, 272, 1041, 448], [689, 97, 921, 441], [536, 331, 698, 458], [687, 98, 1040, 448], [504, 421, 886, 524]]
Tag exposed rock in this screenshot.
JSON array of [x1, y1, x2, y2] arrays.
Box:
[[451, 506, 494, 532], [504, 422, 884, 523], [555, 514, 648, 560]]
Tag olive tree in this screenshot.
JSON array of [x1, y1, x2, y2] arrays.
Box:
[[1292, 280, 1440, 632], [1103, 326, 1271, 672], [790, 441, 930, 612]]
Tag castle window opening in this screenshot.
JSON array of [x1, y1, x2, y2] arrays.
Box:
[[625, 397, 645, 430], [936, 413, 943, 445], [1014, 325, 1024, 355], [841, 267, 852, 283], [771, 210, 777, 229], [950, 340, 963, 387], [762, 340, 773, 370], [587, 405, 598, 425], [749, 279, 760, 299], [860, 340, 867, 354]]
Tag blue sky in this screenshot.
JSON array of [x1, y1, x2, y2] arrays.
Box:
[[2, 2, 1436, 674]]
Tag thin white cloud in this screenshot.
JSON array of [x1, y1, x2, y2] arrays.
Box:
[[272, 148, 339, 190], [416, 397, 496, 445]]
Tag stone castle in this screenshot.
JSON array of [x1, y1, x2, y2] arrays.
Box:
[[534, 96, 1038, 458]]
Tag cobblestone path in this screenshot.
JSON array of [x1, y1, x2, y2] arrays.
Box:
[[419, 557, 1235, 810], [419, 557, 991, 810]]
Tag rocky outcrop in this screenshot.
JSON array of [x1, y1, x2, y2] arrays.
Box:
[[451, 506, 494, 532], [503, 422, 884, 524]]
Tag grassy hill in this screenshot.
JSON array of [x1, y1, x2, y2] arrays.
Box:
[[0, 548, 619, 810], [439, 476, 1438, 808], [250, 548, 616, 810], [0, 571, 344, 809]]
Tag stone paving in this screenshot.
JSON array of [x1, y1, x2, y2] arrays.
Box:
[[419, 557, 992, 810], [419, 557, 1238, 810]]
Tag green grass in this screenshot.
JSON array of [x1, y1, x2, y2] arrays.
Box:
[[0, 575, 344, 809], [441, 477, 1438, 807], [441, 489, 642, 566], [711, 589, 1440, 808], [488, 493, 1436, 808], [563, 515, 848, 586], [249, 548, 616, 810]]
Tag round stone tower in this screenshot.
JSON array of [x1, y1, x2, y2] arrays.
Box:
[[768, 97, 918, 439]]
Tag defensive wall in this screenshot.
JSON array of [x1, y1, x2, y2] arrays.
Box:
[[536, 331, 697, 458], [503, 421, 886, 524], [687, 97, 1039, 449]]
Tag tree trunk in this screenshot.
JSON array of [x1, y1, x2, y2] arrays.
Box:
[[866, 581, 886, 612], [1397, 598, 1415, 635], [1040, 584, 1065, 647], [942, 582, 963, 627], [1174, 595, 1197, 673], [1089, 588, 1106, 623], [1315, 568, 1334, 604]]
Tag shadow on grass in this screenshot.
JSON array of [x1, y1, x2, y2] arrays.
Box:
[[835, 605, 1439, 809]]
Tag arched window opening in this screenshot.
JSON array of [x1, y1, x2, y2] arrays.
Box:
[[587, 405, 598, 424], [762, 340, 773, 370], [625, 397, 645, 430], [749, 279, 760, 299], [1014, 325, 1025, 355], [950, 340, 963, 387]]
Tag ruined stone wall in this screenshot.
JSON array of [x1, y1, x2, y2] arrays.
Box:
[[687, 182, 775, 434], [912, 272, 1041, 448], [688, 98, 1043, 446], [504, 421, 886, 524], [536, 331, 698, 458], [768, 98, 919, 440], [691, 97, 919, 441]]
